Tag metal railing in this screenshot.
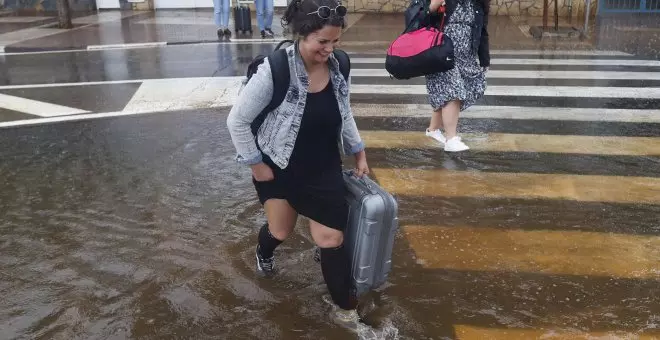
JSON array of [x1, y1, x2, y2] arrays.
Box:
[[598, 0, 660, 13]]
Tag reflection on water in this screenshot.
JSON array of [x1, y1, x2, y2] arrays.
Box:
[[0, 110, 658, 339]]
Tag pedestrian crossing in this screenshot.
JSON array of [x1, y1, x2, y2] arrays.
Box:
[[344, 50, 660, 337]]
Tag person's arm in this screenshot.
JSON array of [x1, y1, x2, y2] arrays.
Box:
[[429, 0, 446, 13], [340, 73, 369, 177], [226, 60, 274, 166]]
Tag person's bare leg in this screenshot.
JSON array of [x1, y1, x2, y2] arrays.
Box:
[[441, 100, 461, 139], [255, 199, 298, 275], [426, 107, 447, 144], [264, 199, 297, 240], [441, 99, 470, 152], [428, 107, 444, 131]]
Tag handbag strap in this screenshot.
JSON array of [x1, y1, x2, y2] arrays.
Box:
[[437, 5, 447, 31], [401, 1, 447, 34]]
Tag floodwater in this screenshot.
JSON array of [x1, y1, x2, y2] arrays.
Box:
[[1, 109, 659, 340]]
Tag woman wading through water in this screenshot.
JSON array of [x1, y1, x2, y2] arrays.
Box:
[[226, 0, 369, 331]]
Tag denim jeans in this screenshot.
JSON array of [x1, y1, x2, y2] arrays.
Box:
[[255, 0, 274, 31], [213, 0, 230, 28]]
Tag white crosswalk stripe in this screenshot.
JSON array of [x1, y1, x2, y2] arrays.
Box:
[[350, 57, 660, 66], [351, 84, 660, 98], [352, 69, 660, 80]]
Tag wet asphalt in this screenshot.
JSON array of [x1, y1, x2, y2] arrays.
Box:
[[1, 34, 660, 339]]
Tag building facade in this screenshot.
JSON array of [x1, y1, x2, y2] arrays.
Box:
[[1, 0, 598, 18]]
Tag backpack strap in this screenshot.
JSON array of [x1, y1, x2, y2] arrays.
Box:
[[250, 48, 290, 136], [265, 48, 291, 114], [333, 49, 351, 81]]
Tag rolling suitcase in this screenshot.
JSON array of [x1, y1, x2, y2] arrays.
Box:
[[343, 170, 399, 297], [233, 1, 253, 34], [312, 171, 399, 297]]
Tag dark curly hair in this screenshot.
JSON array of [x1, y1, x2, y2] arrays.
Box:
[[281, 0, 346, 37]]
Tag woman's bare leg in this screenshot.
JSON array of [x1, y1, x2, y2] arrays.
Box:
[[426, 107, 447, 144], [428, 107, 444, 131], [441, 100, 461, 139], [441, 100, 470, 152], [255, 199, 298, 276]]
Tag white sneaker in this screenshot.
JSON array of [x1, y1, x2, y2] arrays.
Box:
[[425, 128, 447, 144], [444, 136, 470, 152]]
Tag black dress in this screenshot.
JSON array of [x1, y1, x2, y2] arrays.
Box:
[[253, 81, 348, 231]]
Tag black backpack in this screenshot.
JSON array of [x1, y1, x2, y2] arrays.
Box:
[[246, 39, 352, 137]]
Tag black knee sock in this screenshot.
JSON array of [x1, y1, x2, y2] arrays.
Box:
[[320, 244, 356, 310], [257, 223, 283, 259]]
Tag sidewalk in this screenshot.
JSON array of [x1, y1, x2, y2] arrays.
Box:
[[0, 8, 658, 58]]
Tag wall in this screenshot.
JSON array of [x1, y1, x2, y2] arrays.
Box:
[[345, 0, 598, 17], [2, 0, 96, 12], [490, 0, 598, 17]]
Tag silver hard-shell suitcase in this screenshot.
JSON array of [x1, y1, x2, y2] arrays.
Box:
[[343, 170, 399, 296]]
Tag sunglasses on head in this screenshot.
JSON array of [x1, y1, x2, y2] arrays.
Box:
[[307, 4, 347, 19]]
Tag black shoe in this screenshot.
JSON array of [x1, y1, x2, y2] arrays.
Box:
[[260, 30, 266, 38], [223, 28, 231, 38], [256, 246, 276, 276], [217, 28, 224, 39], [265, 28, 274, 37]]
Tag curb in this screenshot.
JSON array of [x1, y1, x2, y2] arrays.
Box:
[[1, 39, 284, 54]]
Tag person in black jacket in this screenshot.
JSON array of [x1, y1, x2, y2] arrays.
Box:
[[424, 0, 490, 152]]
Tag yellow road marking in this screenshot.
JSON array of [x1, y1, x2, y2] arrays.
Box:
[[361, 131, 660, 156], [455, 325, 660, 339], [372, 168, 660, 204], [403, 225, 660, 279]]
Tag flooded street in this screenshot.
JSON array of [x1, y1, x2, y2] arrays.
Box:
[[2, 108, 659, 339], [1, 10, 660, 339], [0, 110, 369, 339]]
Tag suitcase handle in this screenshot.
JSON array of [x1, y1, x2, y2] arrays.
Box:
[[345, 169, 373, 190]]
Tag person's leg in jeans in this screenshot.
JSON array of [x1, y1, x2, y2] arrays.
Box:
[[214, 0, 231, 38], [263, 0, 274, 36], [221, 0, 231, 33], [256, 0, 274, 38]]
